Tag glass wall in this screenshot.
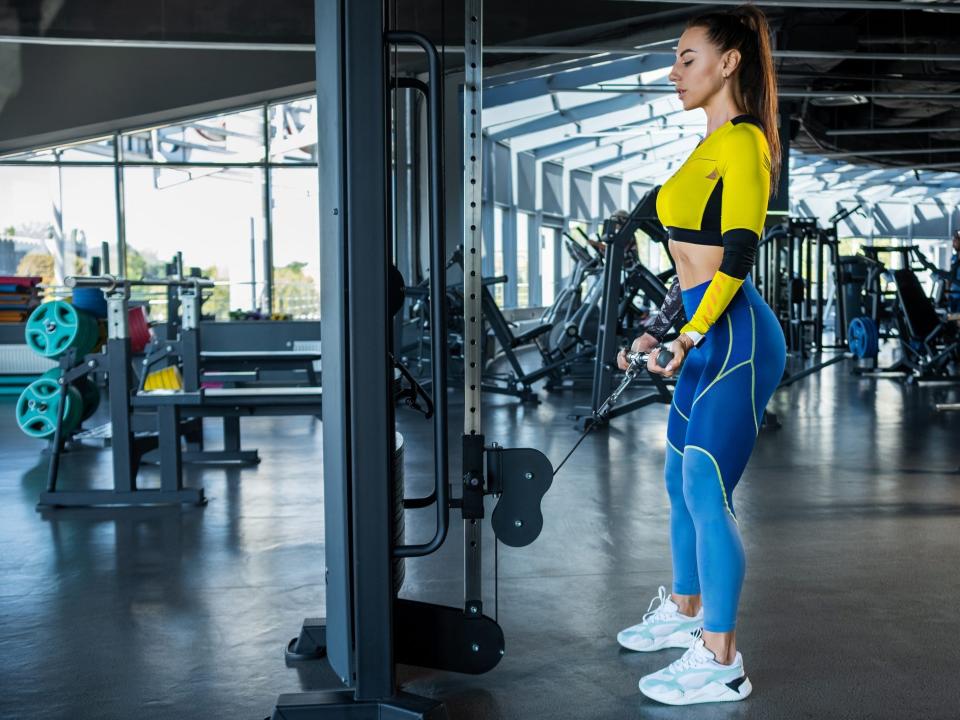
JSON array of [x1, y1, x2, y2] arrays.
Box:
[[516, 211, 530, 307], [539, 225, 558, 308], [122, 167, 264, 320], [492, 206, 505, 306], [0, 96, 320, 320], [0, 164, 119, 285], [271, 168, 321, 319]]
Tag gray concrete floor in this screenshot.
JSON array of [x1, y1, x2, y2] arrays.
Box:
[[2, 355, 960, 719]]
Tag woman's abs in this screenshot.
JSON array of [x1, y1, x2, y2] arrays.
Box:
[[669, 240, 724, 288]]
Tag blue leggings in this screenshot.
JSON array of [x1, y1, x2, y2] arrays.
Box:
[[665, 277, 786, 632]]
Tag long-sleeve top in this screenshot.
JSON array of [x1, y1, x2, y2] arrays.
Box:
[[655, 115, 771, 341]]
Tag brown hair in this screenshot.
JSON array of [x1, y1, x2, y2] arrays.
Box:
[[687, 4, 781, 195]]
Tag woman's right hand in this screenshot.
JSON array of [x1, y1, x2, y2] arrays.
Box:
[[617, 333, 658, 370]]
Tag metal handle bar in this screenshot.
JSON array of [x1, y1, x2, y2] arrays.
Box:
[[387, 30, 449, 559]]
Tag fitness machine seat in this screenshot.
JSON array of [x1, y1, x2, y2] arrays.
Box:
[[892, 268, 960, 376]]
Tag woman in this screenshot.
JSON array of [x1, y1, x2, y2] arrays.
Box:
[[614, 5, 787, 706]]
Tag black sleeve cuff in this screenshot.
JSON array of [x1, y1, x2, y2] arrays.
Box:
[[718, 228, 759, 280]]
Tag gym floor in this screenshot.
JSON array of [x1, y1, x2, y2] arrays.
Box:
[[2, 354, 959, 719]]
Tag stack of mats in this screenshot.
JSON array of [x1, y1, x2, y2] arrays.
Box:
[[0, 276, 42, 323]]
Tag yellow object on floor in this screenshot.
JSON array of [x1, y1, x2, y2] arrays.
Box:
[[144, 366, 183, 391]]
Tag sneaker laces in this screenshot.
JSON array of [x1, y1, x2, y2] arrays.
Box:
[[641, 586, 677, 624], [668, 632, 715, 673]]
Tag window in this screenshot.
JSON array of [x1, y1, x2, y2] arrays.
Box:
[[516, 211, 530, 308], [0, 136, 115, 163], [0, 165, 118, 284], [271, 168, 321, 318], [539, 225, 558, 308], [493, 206, 505, 306], [122, 167, 264, 321], [562, 220, 585, 283], [122, 108, 265, 164], [0, 97, 322, 321], [269, 98, 318, 164]]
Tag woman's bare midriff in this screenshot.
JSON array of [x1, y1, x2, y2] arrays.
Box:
[[669, 239, 725, 289]]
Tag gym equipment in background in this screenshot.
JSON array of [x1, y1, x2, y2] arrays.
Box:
[[754, 216, 849, 387], [572, 190, 675, 428], [35, 269, 212, 509]]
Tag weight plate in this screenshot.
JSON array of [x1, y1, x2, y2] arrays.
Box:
[[24, 301, 99, 359], [848, 316, 879, 359], [16, 376, 82, 439]]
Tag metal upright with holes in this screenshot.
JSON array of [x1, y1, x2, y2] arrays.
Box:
[[462, 0, 486, 627]]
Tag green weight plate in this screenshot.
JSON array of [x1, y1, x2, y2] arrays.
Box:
[[24, 301, 99, 359], [73, 376, 101, 421], [42, 368, 100, 422], [15, 377, 82, 439]]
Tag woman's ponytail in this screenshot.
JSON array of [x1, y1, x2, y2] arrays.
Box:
[[689, 4, 781, 195]]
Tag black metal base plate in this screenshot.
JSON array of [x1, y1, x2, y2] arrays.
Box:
[[181, 449, 261, 465], [37, 488, 206, 509], [394, 599, 504, 674], [272, 690, 447, 720]]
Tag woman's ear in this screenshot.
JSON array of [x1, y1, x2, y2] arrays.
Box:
[[722, 48, 742, 77]]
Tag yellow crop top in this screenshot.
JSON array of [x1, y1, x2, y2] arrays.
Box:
[[655, 115, 771, 340]]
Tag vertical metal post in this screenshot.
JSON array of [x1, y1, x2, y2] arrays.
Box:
[[787, 230, 796, 351], [481, 136, 496, 279], [114, 133, 128, 276], [106, 289, 135, 492], [263, 104, 275, 314], [44, 369, 71, 493], [528, 212, 541, 307], [346, 0, 394, 700], [503, 206, 517, 308], [816, 232, 824, 350], [395, 88, 414, 287], [49, 155, 65, 286], [462, 0, 485, 616], [250, 216, 258, 310], [179, 288, 200, 392], [804, 231, 809, 348], [315, 0, 353, 689]]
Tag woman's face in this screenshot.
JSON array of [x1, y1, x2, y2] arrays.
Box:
[[668, 26, 727, 112]]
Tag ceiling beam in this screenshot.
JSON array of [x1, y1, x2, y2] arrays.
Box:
[[612, 0, 960, 13], [483, 54, 672, 109], [826, 126, 960, 137], [486, 92, 656, 142]]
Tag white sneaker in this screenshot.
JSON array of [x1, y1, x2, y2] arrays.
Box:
[[617, 586, 703, 652], [639, 633, 753, 705]]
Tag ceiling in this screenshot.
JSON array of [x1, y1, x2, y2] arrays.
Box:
[[2, 0, 960, 200]]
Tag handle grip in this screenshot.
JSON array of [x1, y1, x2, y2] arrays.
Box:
[[386, 30, 449, 559]]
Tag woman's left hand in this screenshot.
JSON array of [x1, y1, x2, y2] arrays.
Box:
[[648, 335, 693, 378]]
